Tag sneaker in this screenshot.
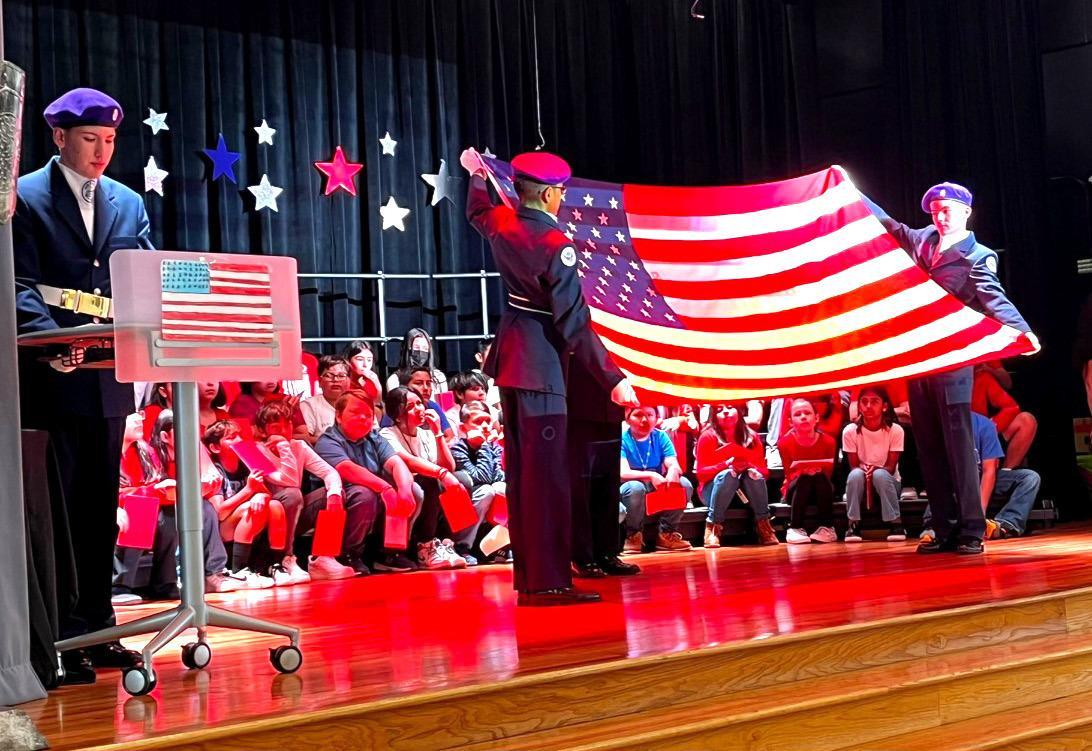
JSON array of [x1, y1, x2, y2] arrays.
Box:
[[343, 557, 371, 576], [810, 526, 838, 543], [919, 528, 935, 544], [308, 555, 356, 580], [844, 521, 863, 543], [111, 592, 143, 606], [439, 539, 467, 568], [786, 527, 811, 545], [704, 522, 722, 548], [655, 531, 692, 552], [957, 537, 984, 555], [984, 518, 1000, 540], [488, 549, 513, 565], [234, 567, 275, 589], [460, 552, 479, 567], [282, 555, 311, 585], [268, 563, 295, 587], [373, 552, 417, 572], [887, 525, 907, 542], [417, 539, 452, 570], [755, 517, 780, 546], [205, 570, 246, 593], [623, 531, 643, 555]]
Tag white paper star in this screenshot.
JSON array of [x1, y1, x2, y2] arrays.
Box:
[[143, 108, 169, 135], [143, 156, 168, 196], [254, 119, 276, 145], [482, 147, 496, 158], [420, 159, 460, 206], [379, 196, 410, 230], [379, 131, 398, 156], [247, 174, 284, 212]]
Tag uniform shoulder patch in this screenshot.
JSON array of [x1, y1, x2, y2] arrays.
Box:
[[984, 254, 998, 273], [560, 246, 577, 267]]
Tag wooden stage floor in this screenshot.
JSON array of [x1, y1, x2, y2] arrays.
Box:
[[24, 523, 1092, 750]]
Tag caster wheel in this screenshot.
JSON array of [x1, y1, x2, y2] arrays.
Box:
[[181, 641, 212, 670], [122, 666, 157, 696], [269, 645, 302, 674]]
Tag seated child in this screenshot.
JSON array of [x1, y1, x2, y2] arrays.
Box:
[[695, 403, 778, 547], [448, 401, 504, 563], [203, 419, 310, 586], [841, 385, 906, 542], [253, 400, 346, 582], [445, 370, 495, 426], [619, 406, 693, 553], [778, 398, 837, 544]]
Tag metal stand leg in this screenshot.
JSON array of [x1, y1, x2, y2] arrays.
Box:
[[54, 382, 303, 694]]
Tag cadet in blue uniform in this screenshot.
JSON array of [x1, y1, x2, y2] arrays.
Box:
[[461, 148, 637, 605], [865, 183, 1035, 554], [14, 88, 153, 680]]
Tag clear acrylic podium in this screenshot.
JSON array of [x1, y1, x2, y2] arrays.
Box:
[[28, 250, 306, 696]]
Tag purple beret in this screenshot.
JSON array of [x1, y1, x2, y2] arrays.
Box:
[[43, 87, 124, 129], [921, 182, 973, 213], [511, 151, 571, 186]]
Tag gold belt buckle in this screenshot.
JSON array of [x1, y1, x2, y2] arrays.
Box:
[[60, 288, 112, 318]]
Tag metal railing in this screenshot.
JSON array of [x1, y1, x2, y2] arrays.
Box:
[[297, 270, 502, 344]]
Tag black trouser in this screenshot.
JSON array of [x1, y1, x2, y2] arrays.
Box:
[[500, 388, 571, 593], [568, 418, 622, 565], [787, 474, 834, 529], [908, 367, 984, 541], [49, 415, 124, 637]]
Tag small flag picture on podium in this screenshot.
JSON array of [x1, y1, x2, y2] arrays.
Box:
[[160, 259, 275, 343]]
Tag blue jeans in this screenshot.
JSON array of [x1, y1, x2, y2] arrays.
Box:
[[701, 469, 769, 523], [991, 468, 1041, 534], [620, 478, 692, 534], [845, 468, 902, 522]]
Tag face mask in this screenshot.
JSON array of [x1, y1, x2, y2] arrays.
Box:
[[408, 350, 428, 368]]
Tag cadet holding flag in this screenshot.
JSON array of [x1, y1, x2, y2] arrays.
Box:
[[461, 147, 638, 606]]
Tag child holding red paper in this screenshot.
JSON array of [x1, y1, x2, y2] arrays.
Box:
[[619, 406, 694, 554], [449, 401, 505, 563], [314, 390, 420, 574], [115, 410, 241, 598], [695, 403, 778, 548], [202, 419, 306, 586], [381, 386, 471, 569], [778, 398, 838, 544], [253, 400, 349, 581]]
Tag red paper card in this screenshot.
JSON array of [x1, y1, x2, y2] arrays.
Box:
[[486, 493, 508, 527], [384, 512, 409, 550], [439, 484, 478, 532], [436, 391, 456, 412], [231, 440, 278, 475], [646, 483, 687, 514], [312, 507, 345, 557], [117, 491, 159, 549]]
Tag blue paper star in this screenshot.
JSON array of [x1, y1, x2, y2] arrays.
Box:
[[202, 133, 241, 183]]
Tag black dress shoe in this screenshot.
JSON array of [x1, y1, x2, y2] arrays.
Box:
[[517, 587, 603, 606], [88, 640, 142, 669], [571, 561, 607, 578], [916, 535, 958, 554], [598, 556, 641, 576], [60, 650, 97, 685], [957, 537, 984, 555]]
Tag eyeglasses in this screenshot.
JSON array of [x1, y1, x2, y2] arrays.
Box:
[[321, 372, 350, 381]]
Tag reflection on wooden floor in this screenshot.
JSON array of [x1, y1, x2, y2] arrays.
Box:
[[23, 524, 1092, 751]]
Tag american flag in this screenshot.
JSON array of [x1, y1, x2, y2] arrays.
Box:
[[160, 259, 275, 343], [482, 159, 1036, 403]]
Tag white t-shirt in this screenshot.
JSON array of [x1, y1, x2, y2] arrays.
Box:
[[299, 395, 337, 439], [841, 422, 905, 481], [380, 425, 439, 465]]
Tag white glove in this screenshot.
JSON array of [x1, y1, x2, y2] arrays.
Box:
[[1021, 331, 1041, 355], [610, 378, 639, 408]]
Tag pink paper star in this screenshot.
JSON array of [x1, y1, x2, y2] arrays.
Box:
[[314, 146, 364, 196]]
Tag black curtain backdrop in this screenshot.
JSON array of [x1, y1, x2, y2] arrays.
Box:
[[4, 0, 1075, 508]]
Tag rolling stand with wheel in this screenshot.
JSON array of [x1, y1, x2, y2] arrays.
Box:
[[21, 250, 306, 695]]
